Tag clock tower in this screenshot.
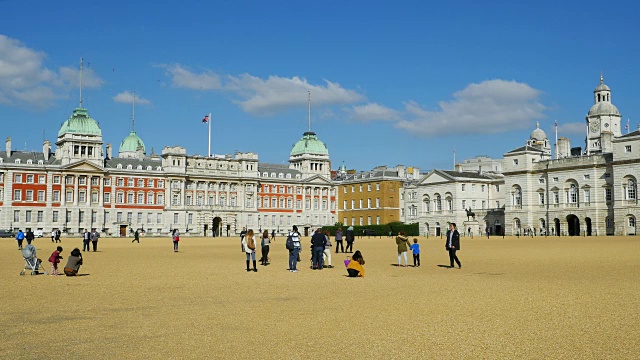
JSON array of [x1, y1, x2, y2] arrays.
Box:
[[585, 74, 622, 154]]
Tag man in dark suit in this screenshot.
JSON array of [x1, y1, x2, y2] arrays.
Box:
[[445, 222, 462, 269]]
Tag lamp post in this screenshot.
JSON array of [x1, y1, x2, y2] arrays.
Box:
[[258, 215, 261, 233], [185, 212, 190, 233]]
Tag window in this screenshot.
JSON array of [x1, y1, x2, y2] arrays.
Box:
[[66, 191, 73, 202], [38, 175, 45, 184], [138, 193, 144, 204], [26, 210, 32, 222], [14, 210, 19, 222], [104, 178, 111, 186], [553, 191, 559, 204], [26, 174, 34, 183], [117, 212, 123, 223], [53, 191, 60, 202], [13, 189, 21, 201], [127, 193, 134, 204], [630, 217, 636, 228], [367, 198, 371, 208], [53, 176, 60, 184], [376, 216, 380, 225], [147, 193, 154, 205], [104, 193, 111, 203], [138, 179, 144, 187], [538, 193, 545, 205], [351, 200, 355, 209], [15, 174, 22, 183], [435, 195, 442, 211], [584, 189, 591, 204], [78, 191, 85, 203], [173, 213, 179, 224], [481, 200, 486, 209], [472, 184, 476, 193], [157, 194, 164, 205], [25, 190, 34, 201], [462, 200, 466, 209], [117, 178, 124, 186], [78, 176, 86, 185], [583, 174, 590, 180], [65, 176, 74, 185], [471, 200, 476, 209], [358, 199, 363, 209], [367, 184, 371, 191], [367, 216, 372, 225], [38, 190, 45, 202], [513, 188, 522, 206], [343, 187, 347, 194], [567, 184, 578, 203], [376, 183, 380, 191], [91, 177, 99, 185], [625, 145, 632, 153], [52, 211, 59, 223], [482, 185, 486, 192], [137, 212, 143, 224], [604, 173, 611, 178], [359, 185, 363, 192], [553, 177, 559, 182], [158, 180, 164, 188], [157, 214, 162, 224], [351, 185, 355, 193], [539, 178, 545, 184], [626, 179, 636, 200], [117, 192, 124, 204], [343, 200, 347, 209], [461, 184, 466, 192], [376, 198, 380, 207], [513, 159, 519, 165], [127, 212, 133, 223], [127, 178, 134, 187]]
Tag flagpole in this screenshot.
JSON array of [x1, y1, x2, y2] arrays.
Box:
[[208, 112, 212, 157], [555, 120, 558, 159]]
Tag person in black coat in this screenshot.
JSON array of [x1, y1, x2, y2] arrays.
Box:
[[345, 226, 355, 253], [310, 229, 327, 270], [445, 222, 462, 269]]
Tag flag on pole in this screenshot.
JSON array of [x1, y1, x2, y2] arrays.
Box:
[[202, 115, 209, 123], [555, 120, 558, 127]]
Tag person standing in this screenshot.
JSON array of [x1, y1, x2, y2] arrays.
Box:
[[396, 231, 410, 267], [51, 229, 56, 243], [445, 223, 462, 269], [132, 230, 140, 243], [323, 229, 333, 268], [271, 229, 276, 242], [172, 229, 180, 252], [410, 238, 421, 267], [16, 229, 25, 250], [260, 230, 270, 266], [240, 227, 247, 252], [288, 225, 302, 272], [90, 229, 99, 251], [242, 229, 258, 272], [48, 246, 63, 276], [345, 226, 355, 253], [55, 229, 61, 243], [311, 229, 326, 270], [335, 228, 344, 253], [82, 229, 90, 252]]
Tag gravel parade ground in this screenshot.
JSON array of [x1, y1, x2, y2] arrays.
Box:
[[2, 234, 639, 359]]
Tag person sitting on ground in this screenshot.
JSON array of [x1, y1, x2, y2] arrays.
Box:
[[346, 250, 365, 277], [64, 248, 83, 276]]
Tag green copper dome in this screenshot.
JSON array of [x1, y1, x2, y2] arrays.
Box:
[[119, 131, 146, 154], [58, 108, 102, 137], [290, 131, 329, 156]]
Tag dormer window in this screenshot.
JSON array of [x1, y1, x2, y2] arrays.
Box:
[[26, 159, 33, 164], [156, 166, 162, 171], [278, 173, 283, 178], [15, 159, 21, 164], [270, 173, 276, 178], [286, 174, 291, 179], [263, 172, 268, 177], [117, 164, 123, 169], [127, 165, 133, 170], [136, 165, 142, 170], [147, 166, 152, 170], [38, 160, 43, 165]]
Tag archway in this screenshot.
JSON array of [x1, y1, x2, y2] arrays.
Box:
[[435, 222, 441, 237], [424, 223, 430, 237], [554, 218, 560, 236], [627, 215, 636, 235], [585, 217, 592, 236], [566, 215, 580, 236], [212, 217, 222, 237]]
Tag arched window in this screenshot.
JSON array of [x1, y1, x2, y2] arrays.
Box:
[[513, 187, 522, 206], [567, 184, 577, 203], [435, 195, 442, 211], [627, 179, 636, 200]]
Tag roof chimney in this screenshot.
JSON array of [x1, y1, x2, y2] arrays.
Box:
[[43, 140, 51, 161], [106, 143, 112, 159], [5, 137, 11, 157]]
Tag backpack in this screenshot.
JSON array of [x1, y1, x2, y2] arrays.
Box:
[[247, 237, 255, 250], [285, 235, 294, 250]]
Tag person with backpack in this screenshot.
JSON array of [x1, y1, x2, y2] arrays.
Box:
[[242, 229, 258, 272], [287, 225, 302, 272]]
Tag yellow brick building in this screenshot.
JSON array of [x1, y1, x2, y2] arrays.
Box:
[[335, 165, 420, 226]]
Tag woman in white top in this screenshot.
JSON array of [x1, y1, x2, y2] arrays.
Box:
[[242, 229, 258, 272]]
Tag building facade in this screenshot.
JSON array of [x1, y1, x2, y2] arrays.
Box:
[[0, 107, 336, 237]]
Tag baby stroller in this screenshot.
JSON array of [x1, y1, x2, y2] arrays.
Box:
[[20, 246, 47, 276]]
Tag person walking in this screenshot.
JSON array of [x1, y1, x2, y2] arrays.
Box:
[[445, 223, 462, 269], [311, 229, 326, 270], [242, 229, 258, 272], [51, 229, 56, 243], [16, 229, 25, 250], [345, 226, 355, 253], [271, 229, 276, 242], [82, 229, 90, 252], [288, 225, 302, 272], [335, 228, 344, 253], [323, 229, 333, 268], [132, 230, 140, 243], [260, 230, 270, 266], [90, 229, 99, 251], [172, 229, 180, 252], [396, 231, 410, 267], [55, 229, 61, 243], [26, 229, 35, 245]]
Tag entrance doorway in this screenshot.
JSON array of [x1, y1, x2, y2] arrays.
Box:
[[119, 225, 127, 237], [212, 217, 222, 237], [435, 222, 441, 237], [203, 224, 208, 237], [554, 218, 561, 236], [566, 215, 580, 236], [585, 217, 592, 236]]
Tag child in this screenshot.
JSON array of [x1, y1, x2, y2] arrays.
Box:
[[48, 246, 63, 275], [410, 238, 420, 267]]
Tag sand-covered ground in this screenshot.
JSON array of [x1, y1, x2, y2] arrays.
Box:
[[1, 234, 639, 359]]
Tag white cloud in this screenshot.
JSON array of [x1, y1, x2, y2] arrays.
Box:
[[0, 34, 104, 109], [162, 64, 222, 90], [351, 102, 400, 121], [113, 91, 151, 105], [379, 79, 546, 137], [162, 64, 364, 115], [557, 121, 585, 135]]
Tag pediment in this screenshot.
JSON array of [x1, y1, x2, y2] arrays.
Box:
[[302, 174, 333, 185], [60, 159, 104, 172], [418, 170, 453, 185]]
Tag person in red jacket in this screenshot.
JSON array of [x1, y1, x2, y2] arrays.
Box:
[[48, 246, 63, 275]]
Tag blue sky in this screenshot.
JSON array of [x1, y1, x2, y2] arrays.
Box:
[[1, 0, 639, 172]]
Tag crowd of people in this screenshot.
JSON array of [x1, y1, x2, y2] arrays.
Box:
[[16, 229, 84, 276]]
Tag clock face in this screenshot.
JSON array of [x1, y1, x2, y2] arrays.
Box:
[[604, 123, 609, 128], [590, 120, 600, 132]]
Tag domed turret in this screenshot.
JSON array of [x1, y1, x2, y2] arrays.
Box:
[[290, 131, 329, 156], [119, 131, 146, 158], [530, 122, 547, 141], [588, 102, 620, 116], [58, 108, 102, 137]]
